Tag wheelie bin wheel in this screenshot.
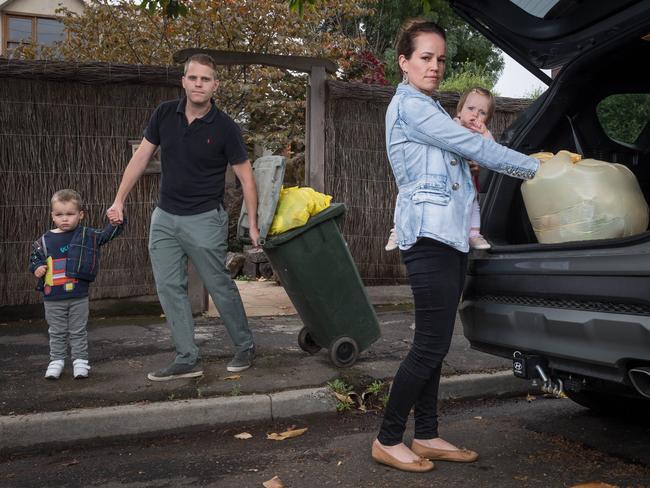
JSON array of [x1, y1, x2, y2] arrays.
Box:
[[298, 327, 322, 355], [329, 336, 359, 368]]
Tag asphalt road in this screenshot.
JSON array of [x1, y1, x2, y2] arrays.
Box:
[[1, 395, 649, 488]]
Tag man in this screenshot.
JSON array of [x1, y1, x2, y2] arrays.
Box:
[[107, 54, 259, 381]]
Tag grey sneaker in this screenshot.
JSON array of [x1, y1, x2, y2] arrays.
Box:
[[147, 361, 203, 382], [227, 347, 255, 372]]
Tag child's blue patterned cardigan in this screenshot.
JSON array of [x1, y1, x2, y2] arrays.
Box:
[[29, 219, 126, 291]]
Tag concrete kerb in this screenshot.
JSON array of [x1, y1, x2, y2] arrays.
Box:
[[0, 387, 335, 452], [439, 371, 530, 400], [0, 372, 529, 452]]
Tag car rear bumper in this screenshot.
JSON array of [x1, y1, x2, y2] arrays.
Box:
[[459, 298, 650, 385]]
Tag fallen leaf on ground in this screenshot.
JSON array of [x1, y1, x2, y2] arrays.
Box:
[[267, 427, 308, 441], [223, 375, 241, 381], [334, 392, 353, 404], [234, 432, 253, 440], [263, 476, 284, 488], [526, 394, 536, 402], [473, 416, 483, 420], [570, 483, 619, 488]]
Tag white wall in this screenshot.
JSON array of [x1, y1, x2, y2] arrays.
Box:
[[1, 0, 85, 54]]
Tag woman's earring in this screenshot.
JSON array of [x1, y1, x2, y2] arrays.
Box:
[[402, 72, 409, 84]]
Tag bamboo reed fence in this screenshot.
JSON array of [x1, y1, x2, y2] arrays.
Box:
[[1, 58, 532, 307], [0, 59, 182, 306], [324, 80, 532, 285]]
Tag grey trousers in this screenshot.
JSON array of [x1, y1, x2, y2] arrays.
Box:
[[44, 297, 89, 361], [149, 206, 254, 365]]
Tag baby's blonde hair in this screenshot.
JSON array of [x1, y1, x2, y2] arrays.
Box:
[[51, 189, 83, 211], [456, 87, 495, 124]]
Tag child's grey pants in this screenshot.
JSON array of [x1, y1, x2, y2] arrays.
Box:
[[44, 297, 89, 361]]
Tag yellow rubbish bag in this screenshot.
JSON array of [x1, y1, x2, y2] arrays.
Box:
[[269, 186, 332, 235]]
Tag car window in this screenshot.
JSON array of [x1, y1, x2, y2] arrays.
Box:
[[510, 0, 560, 18], [596, 93, 650, 147], [509, 0, 636, 20]]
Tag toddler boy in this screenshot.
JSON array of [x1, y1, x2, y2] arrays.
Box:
[[29, 189, 125, 379]]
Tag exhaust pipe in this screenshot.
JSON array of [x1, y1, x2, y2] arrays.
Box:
[[629, 367, 650, 399]]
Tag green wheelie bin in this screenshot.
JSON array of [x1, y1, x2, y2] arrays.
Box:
[[263, 203, 380, 367], [238, 156, 380, 367]]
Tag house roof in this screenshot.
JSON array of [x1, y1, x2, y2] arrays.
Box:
[[0, 0, 85, 11]]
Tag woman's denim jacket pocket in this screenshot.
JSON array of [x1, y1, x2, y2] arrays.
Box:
[[410, 175, 451, 206]]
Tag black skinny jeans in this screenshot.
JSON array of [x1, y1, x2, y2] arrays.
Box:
[[378, 237, 468, 445]]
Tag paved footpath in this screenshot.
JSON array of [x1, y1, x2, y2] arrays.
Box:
[[0, 282, 530, 451]]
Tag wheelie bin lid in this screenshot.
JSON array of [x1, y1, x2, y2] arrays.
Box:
[[263, 202, 346, 248], [237, 155, 286, 245]]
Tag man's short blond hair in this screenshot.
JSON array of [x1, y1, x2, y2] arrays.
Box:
[[184, 53, 218, 78]]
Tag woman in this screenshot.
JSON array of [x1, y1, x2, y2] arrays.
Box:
[[372, 20, 539, 473]]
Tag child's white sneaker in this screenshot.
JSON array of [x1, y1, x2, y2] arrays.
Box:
[[385, 227, 398, 251], [73, 359, 91, 379], [45, 359, 64, 380], [469, 234, 491, 250]]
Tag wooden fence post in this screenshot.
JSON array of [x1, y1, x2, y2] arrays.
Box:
[[306, 65, 326, 192], [188, 262, 208, 315]]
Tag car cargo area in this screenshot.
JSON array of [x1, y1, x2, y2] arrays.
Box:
[[481, 35, 650, 249]]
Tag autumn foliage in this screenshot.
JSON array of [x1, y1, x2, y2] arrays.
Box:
[[339, 50, 389, 85], [13, 0, 382, 168]]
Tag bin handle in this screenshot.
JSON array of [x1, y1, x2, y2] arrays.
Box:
[[239, 233, 265, 247]]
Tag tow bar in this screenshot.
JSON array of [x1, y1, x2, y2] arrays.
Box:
[[513, 351, 565, 397]]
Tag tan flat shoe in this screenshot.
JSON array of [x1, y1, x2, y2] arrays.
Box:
[[411, 442, 479, 463], [371, 441, 435, 472]]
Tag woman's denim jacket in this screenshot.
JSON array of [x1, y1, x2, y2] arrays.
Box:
[[29, 220, 125, 291], [386, 83, 539, 252]]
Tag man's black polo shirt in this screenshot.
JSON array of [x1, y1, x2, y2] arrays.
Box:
[[144, 98, 248, 216]]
